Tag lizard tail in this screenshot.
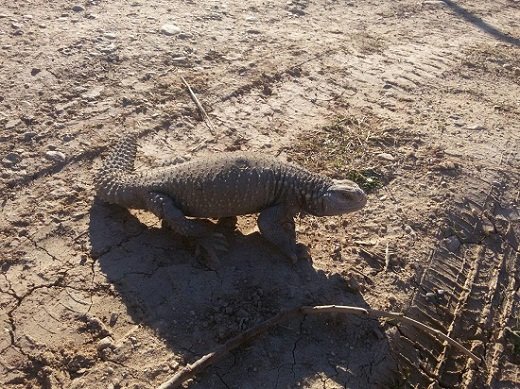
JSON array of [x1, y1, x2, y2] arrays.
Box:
[[94, 133, 139, 203], [99, 132, 138, 173]]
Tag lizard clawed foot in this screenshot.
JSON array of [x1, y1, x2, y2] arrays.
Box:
[[194, 232, 229, 269], [216, 216, 238, 232], [282, 244, 311, 265], [295, 243, 312, 263]]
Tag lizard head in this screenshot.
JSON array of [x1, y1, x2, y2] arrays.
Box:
[[313, 179, 367, 216]]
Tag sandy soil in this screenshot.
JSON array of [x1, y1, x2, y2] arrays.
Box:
[[1, 1, 519, 388]]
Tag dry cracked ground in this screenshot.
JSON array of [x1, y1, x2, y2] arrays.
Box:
[[1, 1, 519, 388]]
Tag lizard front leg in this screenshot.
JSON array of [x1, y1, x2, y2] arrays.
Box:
[[144, 191, 227, 267], [258, 205, 300, 264]]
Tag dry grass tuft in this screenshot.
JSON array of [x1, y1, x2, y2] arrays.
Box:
[[293, 114, 418, 192]]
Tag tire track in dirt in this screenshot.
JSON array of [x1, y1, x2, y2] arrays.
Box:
[[397, 165, 519, 387]]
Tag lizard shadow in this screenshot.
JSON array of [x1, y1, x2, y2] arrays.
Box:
[[89, 201, 396, 388]]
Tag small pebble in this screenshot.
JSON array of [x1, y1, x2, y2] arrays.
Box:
[[377, 152, 395, 161], [109, 313, 118, 327], [160, 23, 181, 36], [82, 86, 104, 100], [72, 5, 85, 12], [104, 32, 117, 40], [23, 131, 38, 141], [403, 224, 414, 235], [288, 7, 305, 16], [44, 150, 66, 163], [2, 152, 21, 166], [96, 336, 115, 352], [5, 119, 20, 130], [467, 124, 486, 131], [443, 235, 461, 252]]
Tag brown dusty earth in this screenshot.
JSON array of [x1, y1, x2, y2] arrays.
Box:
[[1, 1, 519, 388]]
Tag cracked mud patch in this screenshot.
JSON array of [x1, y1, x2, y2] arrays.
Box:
[[1, 0, 519, 388]]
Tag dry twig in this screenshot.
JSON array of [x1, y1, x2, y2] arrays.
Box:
[[180, 76, 216, 136], [157, 304, 482, 389], [384, 241, 391, 271]]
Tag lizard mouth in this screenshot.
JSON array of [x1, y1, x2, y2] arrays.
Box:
[[341, 187, 368, 209]]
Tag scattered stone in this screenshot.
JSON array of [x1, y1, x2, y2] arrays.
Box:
[[31, 67, 41, 76], [109, 313, 118, 327], [23, 131, 37, 141], [160, 23, 181, 36], [72, 5, 85, 12], [171, 56, 188, 63], [5, 119, 21, 130], [82, 86, 104, 100], [98, 43, 118, 54], [2, 152, 21, 167], [467, 124, 486, 131], [453, 119, 465, 127], [104, 32, 117, 40], [44, 150, 66, 163], [55, 101, 75, 113], [84, 315, 111, 337], [97, 336, 115, 352], [443, 235, 461, 252], [481, 217, 495, 235], [288, 7, 306, 16], [377, 152, 395, 161], [502, 63, 513, 70], [403, 224, 415, 235]]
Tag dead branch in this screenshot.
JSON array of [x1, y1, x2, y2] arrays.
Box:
[[180, 76, 216, 136], [157, 304, 483, 389]]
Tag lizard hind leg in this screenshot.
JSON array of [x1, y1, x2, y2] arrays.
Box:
[[145, 192, 228, 269]]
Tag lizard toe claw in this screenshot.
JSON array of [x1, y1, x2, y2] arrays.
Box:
[[194, 233, 229, 269]]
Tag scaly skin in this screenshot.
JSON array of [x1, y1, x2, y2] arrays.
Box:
[[95, 133, 367, 265]]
